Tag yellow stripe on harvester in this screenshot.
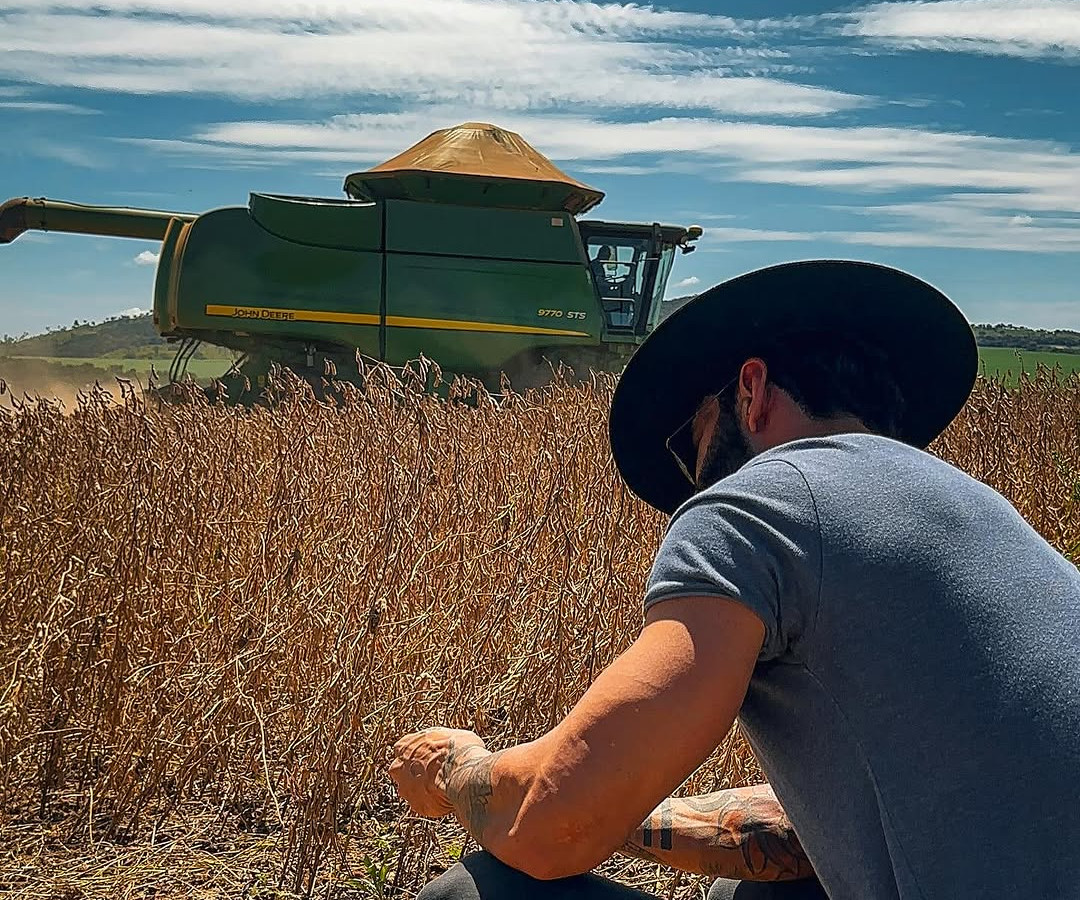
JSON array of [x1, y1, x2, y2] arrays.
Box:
[[205, 304, 379, 326], [204, 305, 591, 338], [385, 315, 589, 338]]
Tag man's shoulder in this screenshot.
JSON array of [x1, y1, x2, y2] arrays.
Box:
[[744, 433, 954, 486], [676, 434, 971, 536], [671, 453, 822, 550], [750, 432, 921, 465], [722, 434, 983, 528]]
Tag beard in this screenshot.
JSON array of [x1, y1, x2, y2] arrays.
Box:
[[696, 394, 756, 491]]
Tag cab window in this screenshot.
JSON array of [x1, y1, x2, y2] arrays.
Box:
[[587, 237, 650, 329]]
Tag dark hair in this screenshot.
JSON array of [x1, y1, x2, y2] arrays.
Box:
[[748, 330, 906, 439]]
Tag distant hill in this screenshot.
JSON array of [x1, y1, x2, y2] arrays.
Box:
[[1, 314, 227, 360], [660, 294, 697, 319], [4, 314, 165, 358]]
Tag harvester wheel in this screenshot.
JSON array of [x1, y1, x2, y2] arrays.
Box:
[[497, 347, 613, 393]]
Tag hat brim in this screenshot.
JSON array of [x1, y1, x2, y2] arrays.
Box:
[[609, 260, 977, 515]]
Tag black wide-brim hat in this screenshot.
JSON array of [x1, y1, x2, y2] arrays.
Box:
[[609, 260, 977, 515]]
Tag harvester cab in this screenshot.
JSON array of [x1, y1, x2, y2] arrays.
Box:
[[0, 122, 702, 396], [581, 221, 696, 336]]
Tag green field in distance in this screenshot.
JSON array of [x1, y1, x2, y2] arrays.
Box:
[[978, 347, 1080, 379]]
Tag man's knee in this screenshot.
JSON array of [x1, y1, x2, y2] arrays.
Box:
[[417, 862, 482, 900], [707, 877, 828, 900], [416, 852, 659, 900], [418, 852, 544, 900]]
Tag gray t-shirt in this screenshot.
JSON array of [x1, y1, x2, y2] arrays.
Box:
[[645, 433, 1080, 899]]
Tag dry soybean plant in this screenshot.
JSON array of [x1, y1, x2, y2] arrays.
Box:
[[932, 365, 1080, 559], [0, 363, 1077, 898]]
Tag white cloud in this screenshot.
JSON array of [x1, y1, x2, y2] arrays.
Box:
[[0, 2, 865, 115], [175, 111, 1079, 175], [674, 276, 701, 289], [120, 307, 149, 317], [128, 109, 1080, 252], [29, 139, 101, 168], [826, 198, 1080, 252], [6, 0, 737, 32], [578, 164, 660, 177], [0, 100, 100, 114], [849, 1, 1080, 58], [133, 250, 160, 266], [692, 220, 1080, 253], [694, 200, 1080, 253], [699, 227, 817, 244]]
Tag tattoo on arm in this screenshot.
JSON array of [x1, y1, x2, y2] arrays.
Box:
[[442, 739, 504, 842], [619, 837, 663, 865], [622, 798, 673, 863], [619, 786, 813, 882], [659, 798, 673, 850], [700, 786, 811, 881]]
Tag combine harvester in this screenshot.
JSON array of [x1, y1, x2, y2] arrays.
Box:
[[0, 122, 701, 396]]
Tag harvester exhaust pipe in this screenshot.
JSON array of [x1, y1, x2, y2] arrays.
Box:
[[0, 197, 197, 245]]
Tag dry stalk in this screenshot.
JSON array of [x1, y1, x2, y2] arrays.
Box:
[[1, 363, 1077, 897]]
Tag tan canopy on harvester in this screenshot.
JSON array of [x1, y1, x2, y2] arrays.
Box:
[[343, 122, 605, 215]]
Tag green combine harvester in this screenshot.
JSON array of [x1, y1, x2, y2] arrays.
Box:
[[0, 122, 701, 396]]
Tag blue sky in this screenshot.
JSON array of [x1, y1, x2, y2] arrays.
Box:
[[1, 0, 1079, 337]]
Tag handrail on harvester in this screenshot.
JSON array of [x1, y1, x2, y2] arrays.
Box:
[[0, 197, 198, 245]]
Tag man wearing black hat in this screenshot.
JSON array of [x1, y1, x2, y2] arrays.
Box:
[[390, 261, 1080, 899]]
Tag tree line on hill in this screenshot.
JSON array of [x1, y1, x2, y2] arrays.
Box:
[[2, 314, 165, 358], [971, 324, 1080, 353], [1, 314, 226, 360]]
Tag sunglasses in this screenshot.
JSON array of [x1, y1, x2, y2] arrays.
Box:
[[664, 376, 739, 486]]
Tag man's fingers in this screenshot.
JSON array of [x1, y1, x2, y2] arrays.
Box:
[[392, 733, 417, 753], [392, 728, 454, 764], [393, 729, 430, 749], [393, 728, 442, 753], [392, 734, 425, 759]]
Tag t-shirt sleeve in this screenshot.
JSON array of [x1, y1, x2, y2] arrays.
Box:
[[645, 458, 822, 662]]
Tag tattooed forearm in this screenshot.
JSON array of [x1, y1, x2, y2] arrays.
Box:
[[442, 739, 505, 842], [658, 797, 673, 850], [703, 787, 811, 881], [619, 837, 664, 865], [619, 785, 814, 882], [632, 798, 674, 851]]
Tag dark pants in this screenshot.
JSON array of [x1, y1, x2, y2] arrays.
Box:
[[417, 852, 828, 900]]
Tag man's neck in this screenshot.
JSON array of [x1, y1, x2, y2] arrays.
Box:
[[756, 416, 872, 452]]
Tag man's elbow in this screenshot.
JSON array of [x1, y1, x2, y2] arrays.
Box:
[[497, 844, 607, 882], [506, 849, 597, 883], [494, 811, 616, 881]]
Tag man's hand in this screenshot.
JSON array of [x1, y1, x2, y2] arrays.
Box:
[[384, 595, 764, 881], [389, 727, 489, 817]]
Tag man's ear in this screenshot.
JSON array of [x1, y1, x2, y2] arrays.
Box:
[[739, 358, 771, 435]]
